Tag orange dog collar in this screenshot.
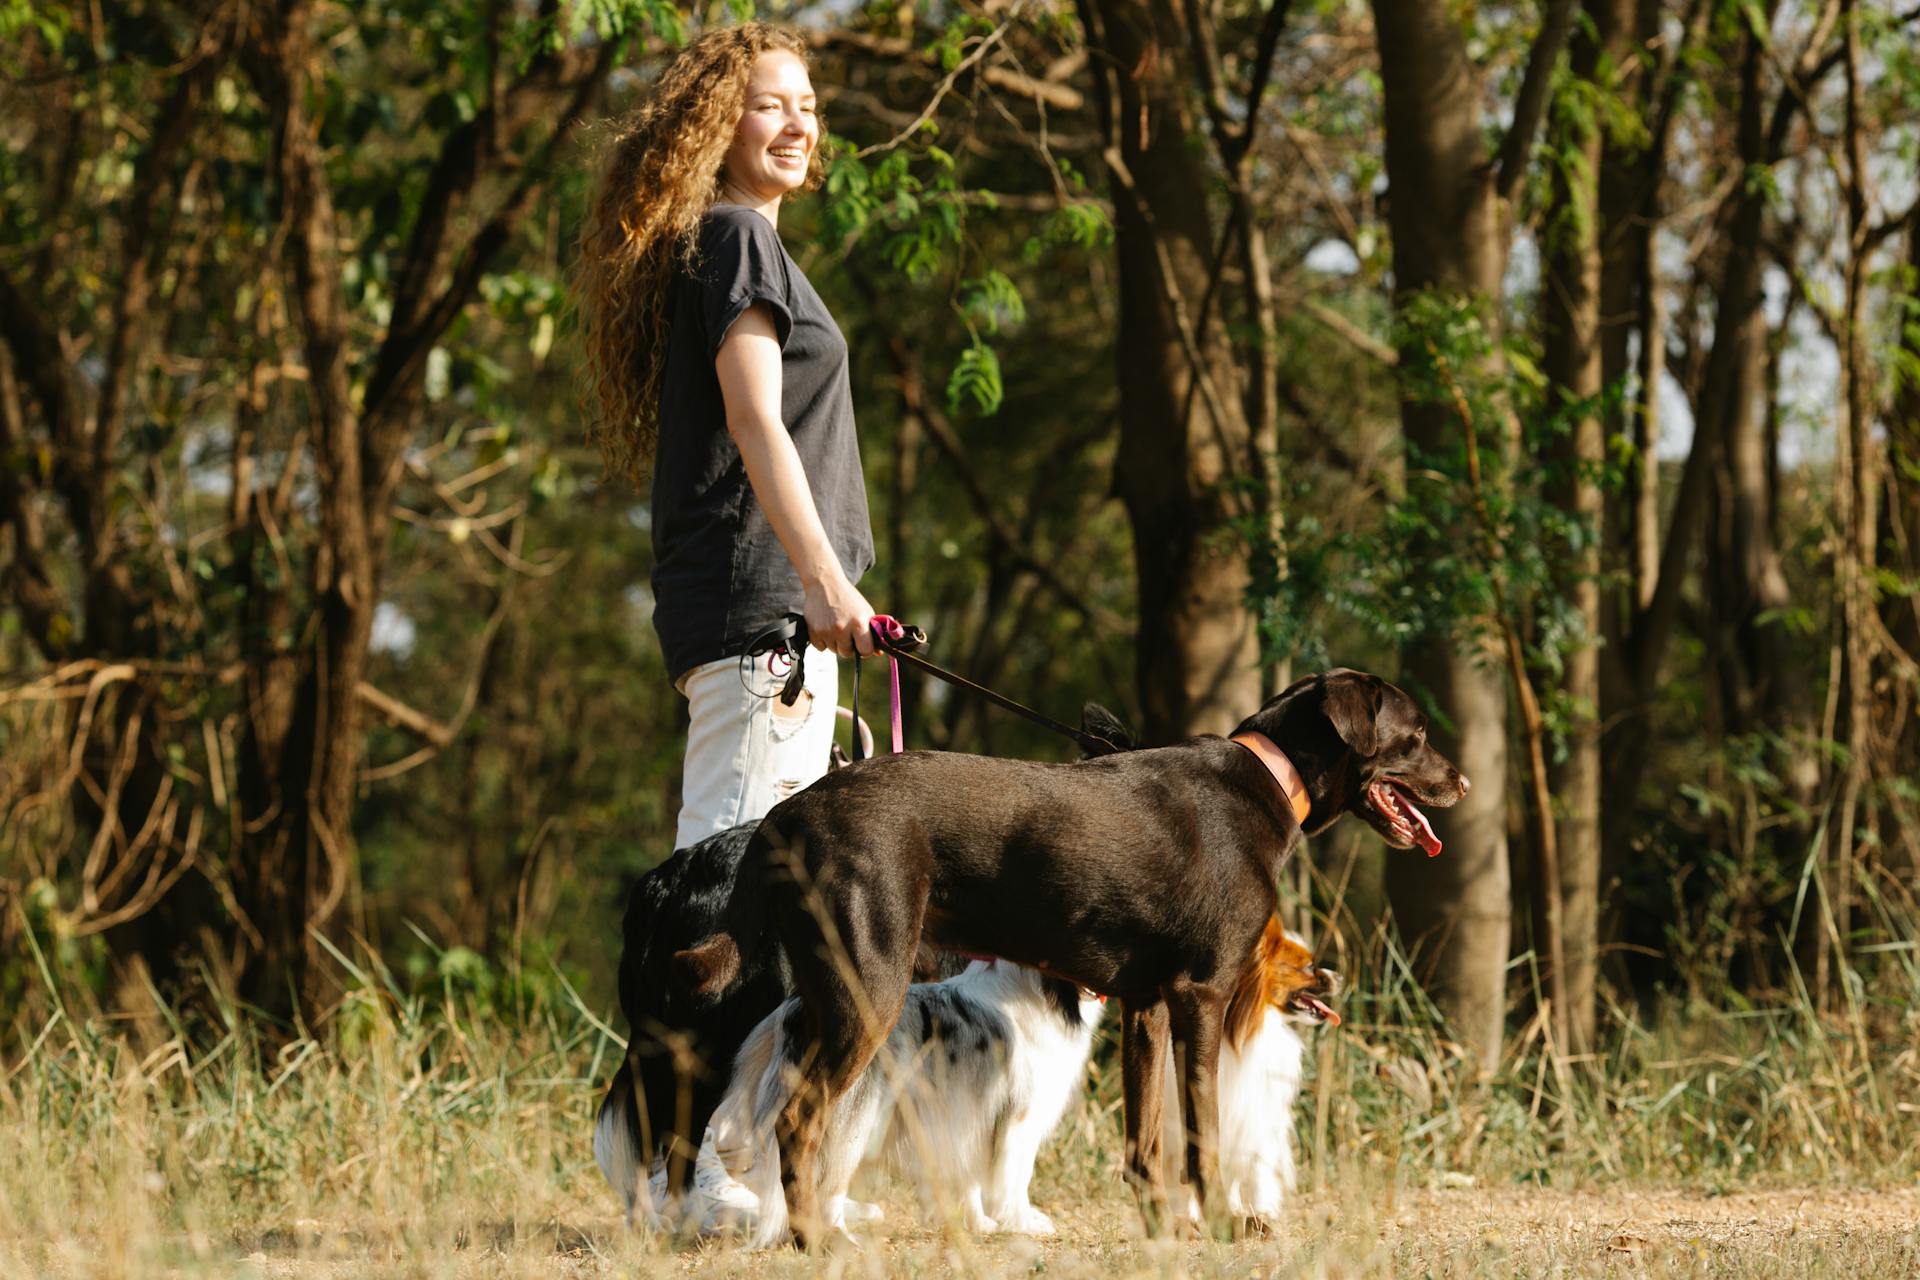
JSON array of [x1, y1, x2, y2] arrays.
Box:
[[1229, 731, 1312, 825]]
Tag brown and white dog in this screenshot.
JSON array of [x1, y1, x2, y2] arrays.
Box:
[[676, 668, 1466, 1244], [1162, 920, 1340, 1235]]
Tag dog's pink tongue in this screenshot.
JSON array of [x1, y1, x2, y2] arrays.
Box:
[[1398, 788, 1442, 857], [1303, 995, 1341, 1026]]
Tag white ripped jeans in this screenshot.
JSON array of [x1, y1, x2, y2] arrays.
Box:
[[674, 649, 840, 850]]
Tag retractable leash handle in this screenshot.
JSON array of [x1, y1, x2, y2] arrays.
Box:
[[744, 613, 810, 706]]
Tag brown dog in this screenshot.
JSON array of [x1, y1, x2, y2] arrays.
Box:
[[676, 669, 1466, 1245]]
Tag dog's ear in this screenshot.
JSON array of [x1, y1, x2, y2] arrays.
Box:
[[672, 936, 741, 998], [1322, 673, 1383, 757], [1080, 702, 1136, 754]]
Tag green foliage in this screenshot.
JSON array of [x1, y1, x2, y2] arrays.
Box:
[[0, 0, 67, 53], [560, 0, 685, 51], [945, 337, 1004, 415], [1245, 290, 1624, 753], [923, 13, 997, 71], [960, 269, 1026, 334]]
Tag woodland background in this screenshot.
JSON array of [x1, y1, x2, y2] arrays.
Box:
[[3, 0, 1919, 1103]]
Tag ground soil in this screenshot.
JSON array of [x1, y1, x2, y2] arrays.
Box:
[[215, 1184, 1920, 1278]]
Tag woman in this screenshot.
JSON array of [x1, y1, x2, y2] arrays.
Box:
[[578, 24, 876, 849]]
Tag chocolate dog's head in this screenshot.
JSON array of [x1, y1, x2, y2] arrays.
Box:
[[1233, 668, 1467, 855]]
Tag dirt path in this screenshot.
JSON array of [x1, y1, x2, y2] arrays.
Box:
[[110, 1184, 1920, 1278], [1345, 1185, 1920, 1275], [71, 1189, 1904, 1274]]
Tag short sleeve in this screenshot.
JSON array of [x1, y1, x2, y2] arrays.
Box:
[[694, 209, 793, 360]]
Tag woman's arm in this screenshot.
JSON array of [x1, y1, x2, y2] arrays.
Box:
[[715, 303, 875, 658]]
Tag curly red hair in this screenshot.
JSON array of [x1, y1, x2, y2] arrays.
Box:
[[574, 24, 824, 486]]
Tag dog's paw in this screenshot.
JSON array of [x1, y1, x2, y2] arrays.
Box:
[[993, 1206, 1057, 1237], [1238, 1214, 1274, 1241], [1172, 1216, 1203, 1242], [839, 1199, 884, 1226], [823, 1226, 865, 1255]]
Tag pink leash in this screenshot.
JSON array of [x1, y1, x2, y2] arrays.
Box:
[[851, 614, 907, 759]]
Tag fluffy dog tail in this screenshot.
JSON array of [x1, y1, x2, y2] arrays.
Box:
[[594, 1059, 647, 1219], [671, 825, 778, 1001]]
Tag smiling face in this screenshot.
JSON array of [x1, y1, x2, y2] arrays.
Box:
[[720, 50, 818, 212]]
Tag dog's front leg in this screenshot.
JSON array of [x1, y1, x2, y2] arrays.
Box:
[[1120, 998, 1173, 1235], [1168, 987, 1228, 1240]]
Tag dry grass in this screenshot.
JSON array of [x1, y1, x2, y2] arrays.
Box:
[[3, 903, 1918, 1278]]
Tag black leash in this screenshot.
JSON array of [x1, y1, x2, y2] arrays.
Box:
[[745, 613, 1123, 759], [872, 624, 1123, 758]]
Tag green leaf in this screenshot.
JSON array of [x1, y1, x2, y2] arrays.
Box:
[[946, 339, 1003, 416]]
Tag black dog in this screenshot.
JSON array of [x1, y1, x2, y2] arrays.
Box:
[[593, 822, 789, 1223], [592, 705, 1137, 1224], [675, 669, 1467, 1244]]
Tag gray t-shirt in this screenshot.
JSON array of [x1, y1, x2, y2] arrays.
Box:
[[649, 204, 874, 681]]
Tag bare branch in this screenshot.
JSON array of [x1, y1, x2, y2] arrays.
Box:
[[1228, 0, 1301, 170], [879, 335, 1130, 636], [1493, 0, 1581, 202], [95, 18, 233, 466], [1183, 0, 1239, 157], [854, 20, 1015, 159], [809, 27, 1084, 110], [357, 681, 455, 748], [361, 43, 617, 499], [1301, 297, 1399, 366]]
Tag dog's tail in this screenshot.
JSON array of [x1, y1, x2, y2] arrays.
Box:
[[594, 1058, 647, 1219], [671, 824, 780, 1001]]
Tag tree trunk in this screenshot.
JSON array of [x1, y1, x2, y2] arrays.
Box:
[[1537, 0, 1635, 1057], [1829, 3, 1875, 1002], [1371, 0, 1520, 1071], [239, 0, 378, 1017], [1082, 0, 1260, 742], [1600, 16, 1776, 843], [1881, 202, 1920, 886]]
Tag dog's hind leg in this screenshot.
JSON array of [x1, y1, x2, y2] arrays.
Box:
[[1167, 985, 1229, 1239], [774, 996, 896, 1250], [1120, 998, 1174, 1235], [766, 829, 922, 1249], [816, 1071, 884, 1241]]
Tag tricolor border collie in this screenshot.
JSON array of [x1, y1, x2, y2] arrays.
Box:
[[689, 959, 1105, 1246]]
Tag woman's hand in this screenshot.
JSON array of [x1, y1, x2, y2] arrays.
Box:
[[804, 571, 876, 659]]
